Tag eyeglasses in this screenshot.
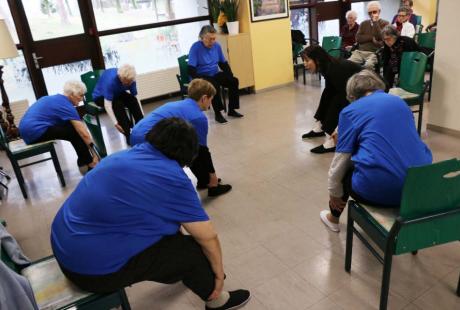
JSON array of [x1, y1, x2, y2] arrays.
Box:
[[368, 10, 379, 14], [397, 14, 407, 17]]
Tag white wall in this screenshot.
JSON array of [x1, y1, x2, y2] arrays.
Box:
[[429, 0, 460, 132]]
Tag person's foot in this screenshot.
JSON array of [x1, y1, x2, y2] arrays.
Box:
[[320, 210, 340, 232], [228, 110, 244, 118], [205, 290, 251, 310], [208, 183, 232, 197], [310, 145, 336, 154], [215, 113, 228, 124], [197, 178, 222, 190], [302, 130, 325, 139]]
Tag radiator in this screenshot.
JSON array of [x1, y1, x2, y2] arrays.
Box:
[[136, 67, 181, 100]]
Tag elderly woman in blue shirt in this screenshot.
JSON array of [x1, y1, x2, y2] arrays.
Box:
[[188, 25, 243, 124]]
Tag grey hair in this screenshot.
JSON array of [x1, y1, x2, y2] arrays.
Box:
[[345, 10, 358, 20], [117, 64, 136, 81], [199, 25, 216, 39], [63, 80, 86, 97], [346, 70, 386, 101], [398, 6, 411, 14], [367, 1, 382, 11], [381, 25, 399, 38]]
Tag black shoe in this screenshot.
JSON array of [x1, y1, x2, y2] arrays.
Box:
[[205, 290, 251, 310], [228, 110, 244, 118], [215, 113, 228, 124], [310, 145, 336, 154], [302, 130, 325, 139], [208, 184, 232, 197], [197, 178, 222, 190]]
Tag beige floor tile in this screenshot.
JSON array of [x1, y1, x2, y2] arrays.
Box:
[[413, 271, 460, 310], [307, 297, 344, 310]]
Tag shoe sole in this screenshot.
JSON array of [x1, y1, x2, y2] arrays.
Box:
[[225, 295, 251, 310], [320, 211, 340, 232]]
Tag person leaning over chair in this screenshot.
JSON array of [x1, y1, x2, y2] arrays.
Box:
[[188, 25, 243, 124], [301, 45, 362, 154], [393, 6, 415, 38], [131, 79, 232, 197], [18, 80, 99, 174], [348, 1, 389, 70], [381, 25, 420, 89], [319, 70, 432, 232], [50, 117, 251, 310], [92, 64, 144, 143]]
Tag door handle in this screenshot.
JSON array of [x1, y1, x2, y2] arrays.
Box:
[[32, 52, 44, 69]]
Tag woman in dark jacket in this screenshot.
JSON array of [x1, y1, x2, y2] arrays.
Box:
[[301, 45, 362, 154]]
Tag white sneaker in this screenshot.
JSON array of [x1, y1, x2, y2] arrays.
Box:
[[320, 210, 340, 232]]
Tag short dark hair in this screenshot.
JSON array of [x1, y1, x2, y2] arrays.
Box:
[[300, 45, 334, 73], [146, 117, 199, 167]]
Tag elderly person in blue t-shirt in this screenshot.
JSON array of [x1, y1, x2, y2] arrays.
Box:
[[188, 25, 243, 124], [51, 117, 251, 310], [93, 64, 144, 143], [131, 79, 231, 197], [19, 80, 98, 174], [320, 70, 432, 232]]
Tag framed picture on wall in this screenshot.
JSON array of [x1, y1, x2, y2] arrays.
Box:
[[250, 0, 289, 22]]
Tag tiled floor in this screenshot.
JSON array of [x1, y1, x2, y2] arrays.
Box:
[[1, 76, 459, 310]]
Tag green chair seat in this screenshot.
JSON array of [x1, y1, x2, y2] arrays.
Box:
[[8, 140, 56, 155], [360, 204, 398, 232], [388, 87, 419, 100]]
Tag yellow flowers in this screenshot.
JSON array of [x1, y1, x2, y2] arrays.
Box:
[[217, 11, 228, 26]]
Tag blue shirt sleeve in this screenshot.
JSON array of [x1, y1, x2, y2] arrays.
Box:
[[336, 112, 359, 153], [190, 117, 208, 146], [216, 43, 226, 63], [104, 80, 116, 101], [188, 43, 199, 67], [59, 100, 80, 121], [130, 81, 138, 96]]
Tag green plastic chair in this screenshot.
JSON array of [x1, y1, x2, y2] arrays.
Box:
[[322, 36, 342, 58], [80, 70, 105, 119], [292, 42, 306, 84], [345, 158, 460, 310], [83, 114, 107, 158], [0, 127, 65, 199], [388, 51, 428, 135], [417, 32, 436, 100]]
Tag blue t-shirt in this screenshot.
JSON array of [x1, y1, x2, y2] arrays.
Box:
[[92, 68, 138, 101], [18, 94, 80, 144], [130, 98, 208, 146], [188, 41, 226, 77], [337, 90, 432, 205], [51, 143, 208, 275]]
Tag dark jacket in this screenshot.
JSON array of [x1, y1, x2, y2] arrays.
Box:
[[340, 23, 360, 48], [356, 19, 389, 52]]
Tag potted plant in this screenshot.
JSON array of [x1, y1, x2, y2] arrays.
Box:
[[221, 0, 239, 35], [209, 0, 222, 32]]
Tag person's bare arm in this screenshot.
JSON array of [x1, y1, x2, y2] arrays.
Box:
[[70, 120, 93, 146]]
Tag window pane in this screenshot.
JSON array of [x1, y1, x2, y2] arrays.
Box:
[[93, 0, 208, 31], [0, 1, 19, 43], [318, 19, 339, 44], [290, 8, 310, 40], [100, 21, 208, 74], [1, 51, 35, 103], [42, 60, 92, 95], [23, 0, 84, 40]]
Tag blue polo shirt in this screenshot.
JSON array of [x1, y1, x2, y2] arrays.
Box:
[[337, 90, 432, 205], [92, 68, 138, 101], [130, 98, 208, 146], [51, 143, 209, 275], [18, 94, 80, 144], [188, 41, 226, 77]]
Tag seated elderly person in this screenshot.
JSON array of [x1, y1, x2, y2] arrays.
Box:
[[93, 64, 144, 143], [51, 117, 251, 310], [348, 1, 389, 70], [393, 6, 415, 38], [341, 10, 360, 52], [19, 81, 98, 174], [381, 25, 419, 89], [391, 0, 419, 27], [131, 79, 231, 197], [319, 70, 432, 232], [188, 25, 243, 124]]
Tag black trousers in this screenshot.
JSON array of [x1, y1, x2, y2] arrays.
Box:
[[96, 92, 144, 143], [330, 168, 397, 217], [190, 146, 216, 187], [314, 90, 348, 135], [383, 67, 397, 91], [35, 122, 92, 167], [58, 233, 215, 301], [203, 72, 239, 115]]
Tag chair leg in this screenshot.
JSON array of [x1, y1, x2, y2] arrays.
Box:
[[302, 67, 306, 85], [345, 207, 354, 272], [380, 248, 394, 310], [119, 289, 132, 310], [417, 102, 424, 136], [50, 147, 66, 187], [457, 272, 460, 297], [11, 160, 27, 199], [411, 251, 418, 255]]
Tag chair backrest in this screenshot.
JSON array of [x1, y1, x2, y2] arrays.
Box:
[[177, 55, 190, 86], [398, 51, 427, 94], [415, 14, 422, 26], [0, 126, 10, 151], [395, 158, 460, 254], [292, 42, 304, 60], [10, 99, 29, 126], [80, 71, 99, 103], [322, 36, 342, 58], [417, 32, 436, 50], [83, 114, 107, 158]]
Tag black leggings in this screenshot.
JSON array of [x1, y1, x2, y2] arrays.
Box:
[[190, 146, 216, 187], [57, 233, 215, 301], [202, 72, 240, 115]]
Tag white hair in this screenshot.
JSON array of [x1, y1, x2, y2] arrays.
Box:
[[117, 64, 136, 81], [367, 1, 382, 11], [63, 80, 86, 97], [346, 10, 358, 20], [346, 70, 386, 101]]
